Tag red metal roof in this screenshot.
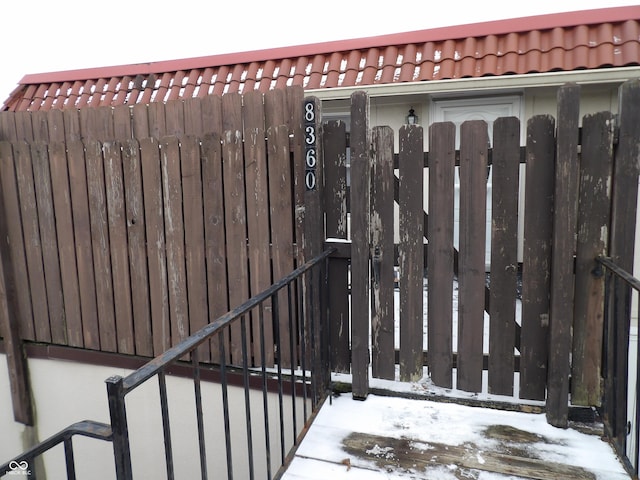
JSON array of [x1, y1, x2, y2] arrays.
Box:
[[3, 6, 639, 112]]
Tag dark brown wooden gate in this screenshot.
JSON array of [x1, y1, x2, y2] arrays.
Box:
[[319, 79, 640, 427]]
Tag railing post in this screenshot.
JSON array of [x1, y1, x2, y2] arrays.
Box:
[[106, 375, 133, 480]]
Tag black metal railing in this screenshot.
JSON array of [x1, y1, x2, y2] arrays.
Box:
[[0, 248, 332, 480], [598, 256, 640, 477], [107, 248, 333, 480], [0, 421, 113, 479]]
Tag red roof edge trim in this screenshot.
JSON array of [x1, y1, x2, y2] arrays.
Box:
[[18, 6, 640, 87]]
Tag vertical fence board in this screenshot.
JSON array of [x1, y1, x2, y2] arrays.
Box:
[[132, 104, 150, 139], [287, 87, 310, 373], [350, 91, 370, 398], [322, 120, 350, 373], [49, 142, 83, 347], [0, 142, 34, 341], [31, 111, 49, 143], [243, 91, 274, 366], [572, 111, 614, 406], [113, 105, 133, 141], [201, 95, 223, 135], [161, 136, 189, 347], [457, 120, 488, 393], [103, 141, 135, 354], [181, 135, 209, 359], [0, 143, 33, 423], [286, 86, 306, 266], [428, 122, 455, 388], [222, 93, 243, 133], [547, 84, 581, 427], [67, 140, 99, 349], [371, 126, 395, 380], [31, 143, 66, 344], [47, 110, 66, 143], [122, 139, 153, 357], [221, 92, 247, 366], [267, 125, 295, 369], [86, 140, 117, 352], [398, 124, 424, 382], [14, 111, 34, 143], [608, 79, 640, 447], [140, 138, 171, 355], [148, 102, 167, 138], [201, 133, 228, 362], [264, 88, 287, 131], [0, 112, 18, 142], [63, 109, 81, 143], [222, 129, 249, 364], [80, 106, 114, 142], [519, 115, 555, 401], [488, 117, 520, 396], [303, 95, 328, 396], [165, 99, 185, 137], [184, 97, 204, 137]]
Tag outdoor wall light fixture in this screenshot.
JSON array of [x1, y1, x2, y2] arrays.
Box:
[[406, 107, 418, 125]]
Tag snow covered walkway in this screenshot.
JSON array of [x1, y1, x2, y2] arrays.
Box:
[[281, 394, 630, 480]]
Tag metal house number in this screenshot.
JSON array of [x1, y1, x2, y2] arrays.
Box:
[[304, 100, 317, 191]]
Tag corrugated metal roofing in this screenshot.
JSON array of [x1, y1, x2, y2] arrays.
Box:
[[3, 6, 639, 112]]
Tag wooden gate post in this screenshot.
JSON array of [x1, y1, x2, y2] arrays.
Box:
[[350, 91, 370, 399], [302, 96, 328, 402], [572, 111, 614, 406], [547, 83, 581, 428]]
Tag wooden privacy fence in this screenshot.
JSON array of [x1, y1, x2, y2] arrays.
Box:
[[0, 86, 321, 374], [322, 80, 640, 427]]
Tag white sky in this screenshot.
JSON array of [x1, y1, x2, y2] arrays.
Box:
[[0, 0, 636, 102]]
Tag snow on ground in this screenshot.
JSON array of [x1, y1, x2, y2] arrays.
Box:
[[282, 393, 630, 480]]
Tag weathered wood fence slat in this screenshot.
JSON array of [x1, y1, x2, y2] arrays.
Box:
[[519, 115, 555, 401], [370, 126, 395, 381], [488, 116, 520, 397], [427, 121, 455, 389], [457, 120, 488, 393]]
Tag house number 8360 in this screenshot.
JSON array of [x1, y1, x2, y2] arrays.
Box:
[[304, 101, 317, 191]]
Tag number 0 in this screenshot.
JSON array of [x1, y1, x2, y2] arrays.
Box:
[[305, 171, 316, 190]]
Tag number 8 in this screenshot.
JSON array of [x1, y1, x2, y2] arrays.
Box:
[[305, 102, 315, 122]]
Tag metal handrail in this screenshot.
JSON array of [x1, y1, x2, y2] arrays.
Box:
[[117, 248, 334, 394], [597, 256, 640, 291], [1, 248, 333, 480], [106, 248, 334, 480], [596, 255, 640, 477], [0, 421, 112, 479]]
